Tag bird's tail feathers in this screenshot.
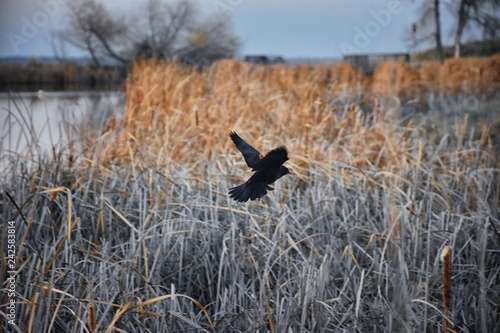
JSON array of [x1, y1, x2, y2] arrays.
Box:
[[229, 182, 270, 202]]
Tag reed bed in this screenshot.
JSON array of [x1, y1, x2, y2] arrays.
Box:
[[1, 57, 500, 332]]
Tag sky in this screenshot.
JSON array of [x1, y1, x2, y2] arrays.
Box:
[[0, 0, 457, 60]]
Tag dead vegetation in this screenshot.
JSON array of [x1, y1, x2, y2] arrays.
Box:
[[1, 56, 500, 332]]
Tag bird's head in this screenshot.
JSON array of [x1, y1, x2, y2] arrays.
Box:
[[279, 166, 291, 177]]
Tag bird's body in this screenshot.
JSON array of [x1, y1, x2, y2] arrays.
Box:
[[228, 132, 290, 202]]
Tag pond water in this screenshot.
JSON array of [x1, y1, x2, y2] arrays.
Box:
[[0, 91, 125, 168]]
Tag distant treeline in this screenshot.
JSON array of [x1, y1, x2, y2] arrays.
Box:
[[2, 53, 500, 94], [0, 59, 128, 92]]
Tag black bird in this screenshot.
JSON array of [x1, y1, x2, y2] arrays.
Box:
[[229, 131, 290, 202]]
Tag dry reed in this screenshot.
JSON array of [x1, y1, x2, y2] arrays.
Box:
[[81, 56, 500, 201], [2, 56, 500, 332]]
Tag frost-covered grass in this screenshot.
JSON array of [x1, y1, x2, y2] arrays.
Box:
[[2, 143, 499, 332]]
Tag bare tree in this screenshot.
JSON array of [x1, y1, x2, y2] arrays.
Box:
[[176, 14, 241, 67], [411, 0, 445, 63], [131, 0, 197, 59], [58, 0, 129, 65], [433, 0, 444, 63], [57, 0, 240, 66], [453, 0, 471, 58], [449, 0, 500, 58]]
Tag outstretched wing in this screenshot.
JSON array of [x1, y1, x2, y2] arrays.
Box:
[[230, 131, 262, 169], [252, 146, 288, 171]]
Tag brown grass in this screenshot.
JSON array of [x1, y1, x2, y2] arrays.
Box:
[[85, 61, 400, 181], [82, 56, 500, 188], [372, 56, 500, 99]]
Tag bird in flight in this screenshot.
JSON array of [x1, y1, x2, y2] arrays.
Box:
[[229, 131, 290, 202]]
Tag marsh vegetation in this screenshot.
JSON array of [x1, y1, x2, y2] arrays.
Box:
[[1, 57, 500, 332]]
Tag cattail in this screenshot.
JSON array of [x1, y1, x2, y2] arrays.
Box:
[[88, 301, 96, 333], [193, 105, 199, 127], [441, 246, 452, 332]]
